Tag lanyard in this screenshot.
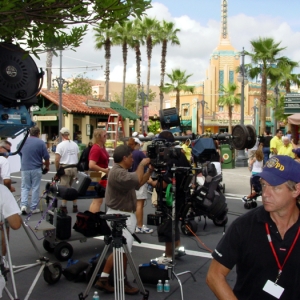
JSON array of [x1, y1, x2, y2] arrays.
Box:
[[265, 223, 300, 283]]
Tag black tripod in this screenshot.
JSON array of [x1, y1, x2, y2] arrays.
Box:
[[78, 214, 149, 300], [155, 166, 196, 300]]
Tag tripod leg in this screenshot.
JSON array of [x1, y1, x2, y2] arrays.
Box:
[[79, 243, 111, 299], [123, 244, 148, 298], [113, 247, 125, 300]]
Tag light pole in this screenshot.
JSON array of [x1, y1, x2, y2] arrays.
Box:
[[236, 47, 249, 167], [200, 100, 207, 134], [52, 50, 69, 142], [273, 84, 279, 135]]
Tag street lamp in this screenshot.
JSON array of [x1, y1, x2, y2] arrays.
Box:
[[52, 50, 69, 142], [236, 47, 249, 167], [199, 99, 208, 134]]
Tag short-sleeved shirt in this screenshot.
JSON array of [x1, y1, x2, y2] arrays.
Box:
[[56, 140, 79, 164], [105, 164, 140, 212], [212, 206, 300, 300], [0, 157, 11, 184], [89, 145, 109, 168], [278, 143, 295, 158], [270, 136, 283, 153], [0, 184, 20, 219], [260, 135, 272, 148]]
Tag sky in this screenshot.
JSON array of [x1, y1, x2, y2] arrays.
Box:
[[33, 0, 300, 86]]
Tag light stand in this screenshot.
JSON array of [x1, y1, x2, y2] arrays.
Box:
[[52, 50, 69, 143], [235, 47, 248, 167]]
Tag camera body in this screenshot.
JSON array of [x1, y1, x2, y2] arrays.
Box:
[[147, 139, 181, 169]]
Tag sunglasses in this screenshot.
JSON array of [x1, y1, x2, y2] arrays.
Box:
[[2, 146, 10, 152]]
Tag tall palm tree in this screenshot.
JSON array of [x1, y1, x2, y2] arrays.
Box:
[[131, 19, 145, 114], [162, 69, 194, 113], [94, 27, 113, 101], [155, 20, 180, 111], [140, 17, 160, 97], [245, 37, 286, 134], [218, 83, 240, 134], [112, 21, 134, 106]]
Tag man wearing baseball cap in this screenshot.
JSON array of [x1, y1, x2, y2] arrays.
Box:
[[207, 155, 300, 299]]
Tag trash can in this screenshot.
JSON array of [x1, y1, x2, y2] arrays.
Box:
[[220, 144, 235, 169], [78, 143, 86, 157]]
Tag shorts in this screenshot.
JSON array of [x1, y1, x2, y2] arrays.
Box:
[[135, 184, 148, 200], [158, 217, 180, 243], [106, 208, 136, 252]]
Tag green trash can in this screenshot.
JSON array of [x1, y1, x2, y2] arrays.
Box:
[[220, 144, 235, 169], [78, 143, 86, 157]]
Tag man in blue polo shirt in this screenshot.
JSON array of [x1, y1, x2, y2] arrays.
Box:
[[19, 126, 50, 214], [207, 155, 300, 300]]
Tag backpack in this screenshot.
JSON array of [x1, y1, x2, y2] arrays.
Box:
[[78, 146, 91, 172]]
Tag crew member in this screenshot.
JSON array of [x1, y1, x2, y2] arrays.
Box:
[[94, 145, 153, 294], [207, 155, 300, 299], [55, 127, 79, 213]]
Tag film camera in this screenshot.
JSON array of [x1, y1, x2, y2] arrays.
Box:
[[147, 138, 181, 169]]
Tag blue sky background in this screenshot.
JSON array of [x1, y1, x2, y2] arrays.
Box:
[[34, 0, 300, 86]]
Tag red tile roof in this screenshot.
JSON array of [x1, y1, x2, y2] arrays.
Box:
[[40, 89, 117, 115]]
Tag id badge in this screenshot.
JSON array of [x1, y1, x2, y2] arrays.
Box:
[[263, 280, 284, 299]]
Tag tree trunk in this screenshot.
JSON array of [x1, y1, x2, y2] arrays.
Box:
[[228, 105, 232, 134], [135, 44, 141, 114], [146, 36, 152, 98], [176, 89, 180, 114], [260, 71, 267, 135], [105, 39, 111, 101], [46, 50, 53, 90], [159, 40, 167, 111], [122, 42, 127, 107]]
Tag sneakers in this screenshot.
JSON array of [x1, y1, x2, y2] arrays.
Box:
[[59, 205, 68, 214], [72, 205, 78, 213], [135, 225, 153, 234], [154, 256, 173, 265], [31, 208, 40, 214], [94, 277, 114, 293], [124, 280, 139, 295], [21, 206, 27, 215]]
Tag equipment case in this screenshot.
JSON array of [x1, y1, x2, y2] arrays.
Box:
[[71, 172, 91, 196]]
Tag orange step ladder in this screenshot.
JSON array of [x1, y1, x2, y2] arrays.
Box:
[[106, 114, 125, 148]]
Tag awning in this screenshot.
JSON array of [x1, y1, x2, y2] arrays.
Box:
[[266, 121, 274, 127], [181, 120, 192, 126], [287, 113, 300, 125], [169, 127, 181, 133], [110, 102, 139, 121]]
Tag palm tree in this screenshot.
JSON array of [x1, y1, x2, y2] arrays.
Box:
[[140, 17, 160, 97], [94, 27, 113, 101], [245, 37, 287, 134], [112, 20, 134, 106], [162, 69, 194, 113], [155, 20, 180, 111], [131, 19, 145, 114], [218, 83, 240, 134], [46, 50, 53, 90]]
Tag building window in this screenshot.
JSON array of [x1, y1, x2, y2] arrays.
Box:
[[219, 106, 224, 112], [219, 70, 224, 91], [229, 70, 234, 83], [183, 108, 189, 116]]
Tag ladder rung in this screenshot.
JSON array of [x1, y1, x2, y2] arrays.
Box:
[[108, 122, 118, 125], [106, 131, 117, 133], [109, 114, 119, 117]]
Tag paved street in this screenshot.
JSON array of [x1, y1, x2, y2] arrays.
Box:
[[4, 163, 258, 300]]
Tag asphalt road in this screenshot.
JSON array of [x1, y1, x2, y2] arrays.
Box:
[[4, 164, 258, 300]]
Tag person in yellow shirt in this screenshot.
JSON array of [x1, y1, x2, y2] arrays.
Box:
[[270, 129, 283, 155], [278, 136, 294, 158], [182, 139, 192, 163]]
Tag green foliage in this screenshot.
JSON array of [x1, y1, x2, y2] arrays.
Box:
[[0, 0, 151, 55], [148, 120, 161, 134], [69, 75, 92, 96], [113, 84, 156, 112]]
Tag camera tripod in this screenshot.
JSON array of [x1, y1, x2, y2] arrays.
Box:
[[155, 166, 196, 300], [79, 214, 149, 300]]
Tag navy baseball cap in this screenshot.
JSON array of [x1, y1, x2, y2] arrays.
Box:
[[259, 155, 300, 185], [292, 148, 300, 157]]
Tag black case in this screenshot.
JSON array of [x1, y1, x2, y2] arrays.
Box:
[[71, 172, 91, 196], [49, 213, 72, 240]]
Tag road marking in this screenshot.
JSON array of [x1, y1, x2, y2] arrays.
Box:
[[93, 236, 213, 258], [225, 193, 262, 202]]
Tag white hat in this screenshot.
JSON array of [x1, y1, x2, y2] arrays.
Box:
[[175, 145, 182, 149], [60, 127, 70, 135], [132, 132, 138, 137], [134, 137, 142, 145], [147, 132, 154, 137], [138, 134, 144, 139]]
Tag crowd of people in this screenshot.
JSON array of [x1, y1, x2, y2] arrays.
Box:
[[1, 124, 300, 299]]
